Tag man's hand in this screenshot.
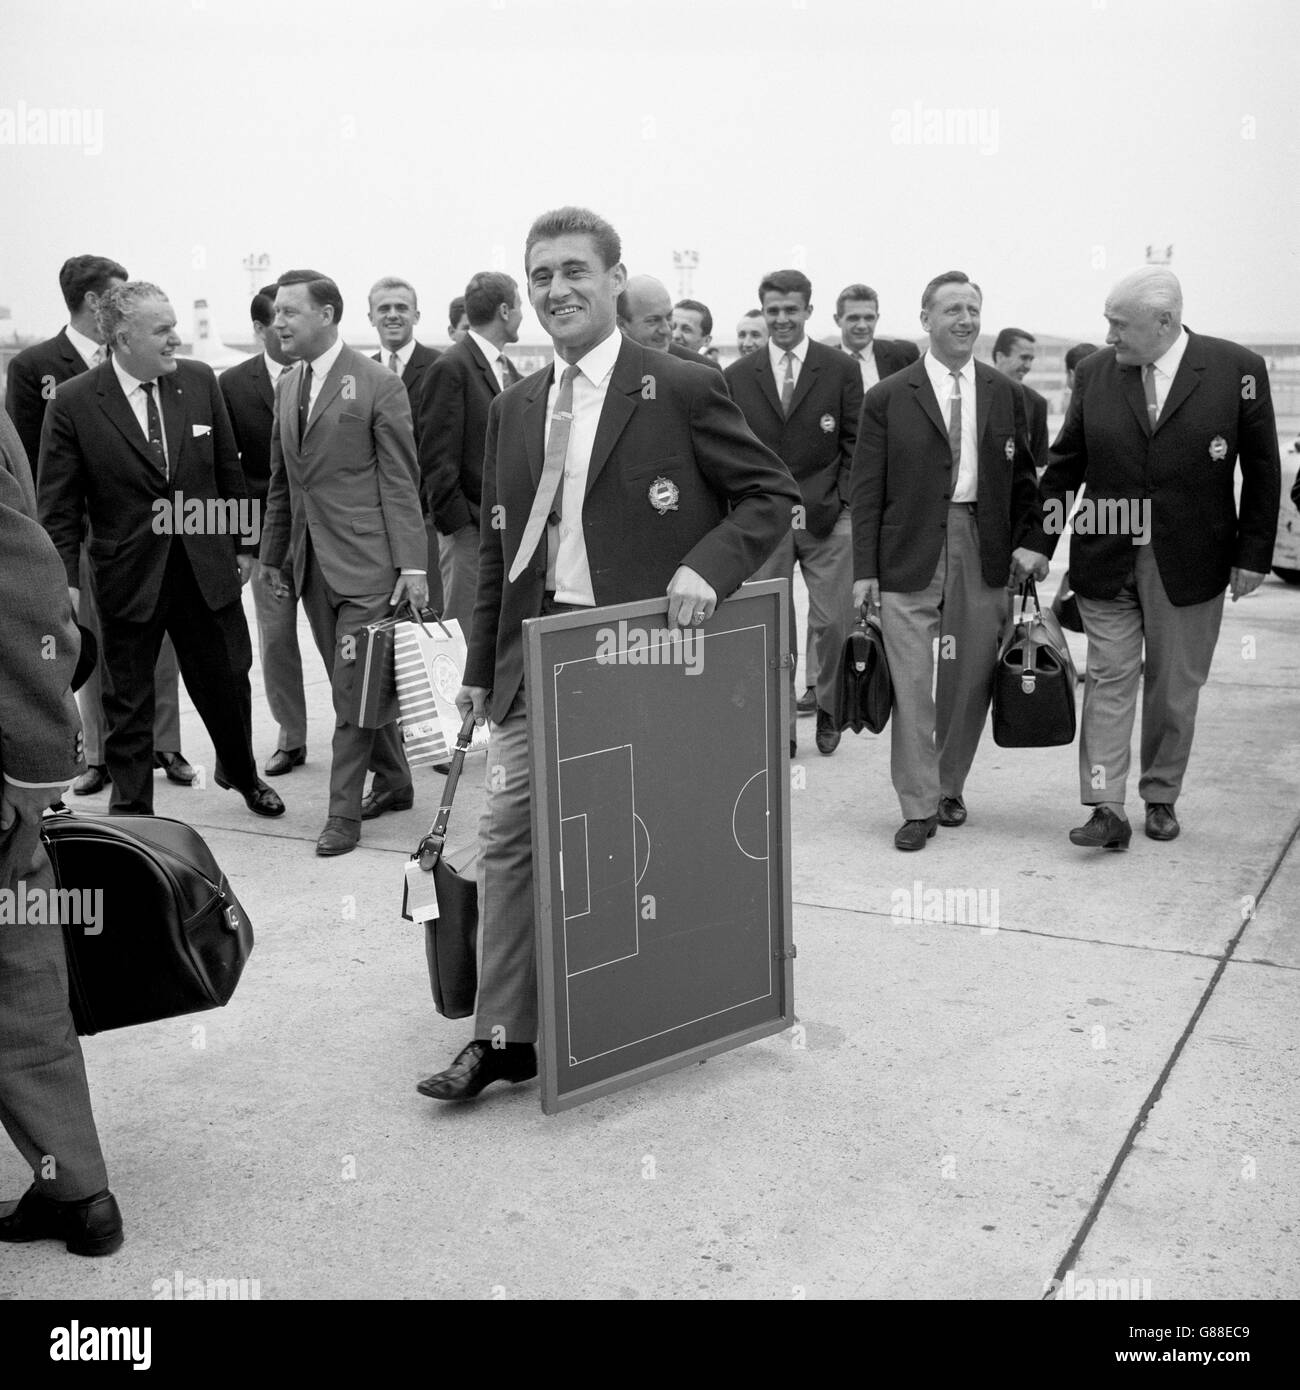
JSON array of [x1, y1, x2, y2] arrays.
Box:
[[259, 561, 289, 600], [852, 578, 880, 611], [455, 685, 490, 726], [1011, 547, 1050, 584], [1230, 567, 1266, 601], [666, 565, 717, 628], [68, 586, 80, 612], [0, 781, 65, 834], [391, 571, 429, 612], [236, 555, 254, 586]]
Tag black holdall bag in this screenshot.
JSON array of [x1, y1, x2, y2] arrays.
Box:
[[992, 578, 1079, 748], [401, 710, 479, 1019], [39, 811, 254, 1035], [835, 602, 893, 735]]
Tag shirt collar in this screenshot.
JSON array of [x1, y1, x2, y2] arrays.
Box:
[[306, 336, 345, 378], [380, 336, 416, 369], [111, 353, 159, 397], [555, 327, 621, 388], [467, 329, 502, 366], [66, 323, 102, 369], [1149, 326, 1188, 379], [923, 349, 974, 393], [262, 351, 287, 382], [769, 336, 809, 373]]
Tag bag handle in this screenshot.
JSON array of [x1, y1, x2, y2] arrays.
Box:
[[413, 710, 478, 871], [1016, 577, 1042, 624], [393, 598, 454, 644]]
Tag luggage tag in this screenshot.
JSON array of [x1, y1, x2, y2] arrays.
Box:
[[404, 859, 440, 921]]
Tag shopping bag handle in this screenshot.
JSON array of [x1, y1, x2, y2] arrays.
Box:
[[413, 710, 478, 871], [393, 598, 454, 643]]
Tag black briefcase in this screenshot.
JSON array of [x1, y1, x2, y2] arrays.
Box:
[[401, 712, 479, 1019], [992, 579, 1078, 748], [835, 605, 893, 735], [39, 811, 254, 1035]]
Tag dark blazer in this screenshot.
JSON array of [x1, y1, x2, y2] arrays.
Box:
[[417, 334, 520, 534], [1022, 382, 1050, 470], [871, 338, 921, 378], [668, 340, 725, 374], [38, 359, 250, 624], [851, 356, 1042, 591], [723, 338, 863, 539], [219, 352, 277, 502], [1029, 333, 1280, 606], [467, 335, 800, 722], [5, 327, 87, 477], [372, 342, 441, 419]]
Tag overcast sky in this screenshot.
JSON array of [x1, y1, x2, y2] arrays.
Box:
[[2, 0, 1298, 347]]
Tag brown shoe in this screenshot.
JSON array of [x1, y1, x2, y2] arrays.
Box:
[[316, 816, 360, 856]]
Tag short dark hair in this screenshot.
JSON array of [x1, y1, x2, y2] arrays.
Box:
[[921, 271, 981, 311], [674, 298, 712, 336], [835, 283, 878, 317], [742, 308, 764, 320], [251, 284, 278, 328], [464, 272, 518, 328], [758, 270, 812, 307], [1064, 342, 1099, 373], [993, 327, 1035, 358], [276, 268, 344, 324], [447, 295, 466, 330], [525, 205, 622, 272], [59, 254, 128, 313]]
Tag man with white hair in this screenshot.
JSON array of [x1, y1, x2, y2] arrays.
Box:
[[1020, 267, 1280, 848]]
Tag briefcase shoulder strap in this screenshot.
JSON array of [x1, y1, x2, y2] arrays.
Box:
[[414, 709, 478, 870]]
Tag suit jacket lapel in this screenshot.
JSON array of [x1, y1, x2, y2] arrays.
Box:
[[908, 362, 949, 447], [755, 351, 784, 421], [159, 372, 187, 479], [308, 348, 350, 435], [96, 364, 159, 470], [523, 367, 549, 486], [1155, 334, 1204, 432], [584, 338, 640, 496], [256, 357, 275, 411], [787, 346, 819, 419], [57, 328, 81, 375], [465, 335, 501, 397], [973, 362, 994, 444]]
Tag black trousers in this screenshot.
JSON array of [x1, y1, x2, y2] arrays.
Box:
[[99, 544, 258, 814]]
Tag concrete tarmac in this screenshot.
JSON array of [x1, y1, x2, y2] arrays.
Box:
[[2, 551, 1297, 1301]]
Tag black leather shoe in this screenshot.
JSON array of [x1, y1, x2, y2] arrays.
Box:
[[214, 772, 285, 818], [265, 746, 306, 777], [895, 817, 938, 851], [417, 1040, 538, 1101], [796, 686, 817, 715], [0, 1186, 123, 1257], [153, 750, 196, 785], [316, 816, 360, 857], [938, 795, 967, 827], [1145, 802, 1180, 841], [815, 708, 841, 755], [1069, 807, 1132, 850], [430, 762, 451, 775], [72, 765, 108, 796], [360, 785, 415, 819]]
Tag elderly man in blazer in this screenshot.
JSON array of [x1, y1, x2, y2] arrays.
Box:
[[260, 269, 428, 857], [417, 206, 799, 1103], [724, 270, 863, 757], [0, 433, 122, 1256], [852, 271, 1044, 850], [38, 283, 281, 822], [1020, 267, 1280, 848], [417, 270, 523, 648]]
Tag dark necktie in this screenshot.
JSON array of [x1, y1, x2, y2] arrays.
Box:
[[298, 363, 313, 439], [140, 381, 167, 478], [1143, 364, 1159, 430], [948, 371, 963, 468], [508, 364, 580, 583], [780, 351, 795, 416]]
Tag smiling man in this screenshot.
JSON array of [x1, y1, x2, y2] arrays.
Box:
[[38, 282, 280, 820], [416, 205, 798, 1103], [834, 284, 920, 392], [850, 270, 1044, 850]]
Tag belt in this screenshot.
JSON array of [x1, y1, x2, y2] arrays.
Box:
[[948, 500, 977, 512]]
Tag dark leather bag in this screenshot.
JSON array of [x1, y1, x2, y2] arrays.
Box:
[[39, 811, 253, 1035], [992, 579, 1078, 748], [835, 604, 892, 734], [401, 711, 478, 1019]]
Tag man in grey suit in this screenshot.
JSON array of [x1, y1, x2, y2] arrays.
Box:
[[260, 270, 429, 857], [0, 414, 122, 1256]]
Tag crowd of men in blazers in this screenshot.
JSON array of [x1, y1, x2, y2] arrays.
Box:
[[0, 207, 1282, 1253]]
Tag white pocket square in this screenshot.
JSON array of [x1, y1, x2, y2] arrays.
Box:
[[192, 424, 212, 438]]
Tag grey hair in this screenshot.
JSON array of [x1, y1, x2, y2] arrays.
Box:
[[97, 280, 168, 345], [1108, 267, 1183, 321]]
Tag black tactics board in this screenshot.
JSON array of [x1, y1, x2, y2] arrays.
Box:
[[525, 580, 794, 1114]]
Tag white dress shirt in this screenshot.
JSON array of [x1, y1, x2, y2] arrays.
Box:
[[768, 334, 809, 392], [1146, 327, 1189, 417], [302, 336, 345, 416], [843, 341, 879, 390], [467, 329, 512, 392], [546, 329, 622, 606], [263, 351, 287, 387], [380, 336, 416, 375], [66, 322, 103, 370], [111, 355, 169, 467], [924, 351, 978, 503]]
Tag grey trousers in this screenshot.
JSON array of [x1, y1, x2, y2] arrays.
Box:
[[77, 546, 181, 764], [880, 505, 1010, 820], [473, 695, 536, 1043], [752, 508, 854, 733], [439, 523, 480, 652], [1075, 543, 1225, 807], [251, 559, 308, 752]]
